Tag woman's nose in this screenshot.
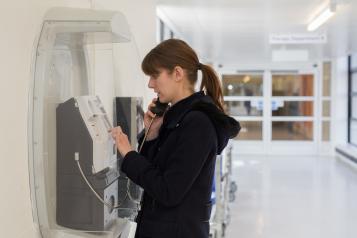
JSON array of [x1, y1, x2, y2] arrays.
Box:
[[148, 78, 155, 89]]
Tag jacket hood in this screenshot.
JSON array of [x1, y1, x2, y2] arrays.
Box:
[[190, 96, 241, 154], [163, 91, 241, 154]]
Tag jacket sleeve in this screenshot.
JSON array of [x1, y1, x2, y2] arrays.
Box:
[[121, 111, 216, 207]]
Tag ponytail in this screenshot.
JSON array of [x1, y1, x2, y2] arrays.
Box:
[[199, 63, 225, 112]]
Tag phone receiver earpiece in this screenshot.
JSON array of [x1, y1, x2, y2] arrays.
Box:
[[150, 98, 169, 117]]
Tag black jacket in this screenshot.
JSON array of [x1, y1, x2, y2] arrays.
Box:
[[122, 91, 240, 238]]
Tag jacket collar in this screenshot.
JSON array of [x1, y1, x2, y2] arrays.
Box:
[[162, 91, 206, 129]]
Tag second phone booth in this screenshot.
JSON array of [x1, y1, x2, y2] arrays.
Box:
[[115, 97, 144, 219]]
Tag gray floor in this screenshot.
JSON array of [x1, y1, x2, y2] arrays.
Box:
[[225, 155, 357, 238]]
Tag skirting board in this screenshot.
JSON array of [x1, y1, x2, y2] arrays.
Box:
[[336, 146, 357, 171]]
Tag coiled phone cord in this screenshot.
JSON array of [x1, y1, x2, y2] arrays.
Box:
[[75, 115, 157, 210]]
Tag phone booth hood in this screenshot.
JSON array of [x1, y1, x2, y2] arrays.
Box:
[[28, 7, 139, 238]]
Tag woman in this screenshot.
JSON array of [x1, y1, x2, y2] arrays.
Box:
[[111, 39, 240, 238]]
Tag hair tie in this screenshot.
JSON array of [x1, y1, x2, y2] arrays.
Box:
[[197, 63, 203, 70]]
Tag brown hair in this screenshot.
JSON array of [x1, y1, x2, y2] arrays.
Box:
[[142, 39, 225, 112]]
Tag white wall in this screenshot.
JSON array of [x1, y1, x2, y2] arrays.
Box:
[[331, 56, 349, 147], [0, 0, 156, 237]]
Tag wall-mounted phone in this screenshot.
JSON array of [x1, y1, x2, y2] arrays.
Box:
[[56, 96, 119, 231], [56, 95, 146, 231]]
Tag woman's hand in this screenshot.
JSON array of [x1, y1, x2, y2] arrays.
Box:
[[144, 98, 165, 140], [111, 126, 133, 157]]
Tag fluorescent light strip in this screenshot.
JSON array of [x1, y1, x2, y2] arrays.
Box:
[[307, 8, 335, 31]]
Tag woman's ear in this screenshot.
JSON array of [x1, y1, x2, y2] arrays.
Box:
[[173, 66, 184, 82]]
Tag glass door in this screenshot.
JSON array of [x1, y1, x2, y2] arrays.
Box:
[[222, 67, 318, 155], [222, 72, 265, 153], [268, 71, 317, 154]]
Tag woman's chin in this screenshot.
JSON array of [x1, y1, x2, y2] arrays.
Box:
[[158, 96, 166, 103]]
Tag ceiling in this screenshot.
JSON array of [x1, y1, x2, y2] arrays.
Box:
[[157, 0, 357, 68]]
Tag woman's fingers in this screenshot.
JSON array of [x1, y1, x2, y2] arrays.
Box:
[[148, 102, 156, 111], [111, 126, 124, 139], [110, 128, 117, 138], [145, 101, 157, 119], [111, 126, 131, 152], [148, 98, 158, 109], [146, 110, 156, 118]]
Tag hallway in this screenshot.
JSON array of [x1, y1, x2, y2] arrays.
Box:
[[226, 154, 357, 238]]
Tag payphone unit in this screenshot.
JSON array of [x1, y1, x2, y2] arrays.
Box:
[[56, 96, 119, 231], [56, 96, 145, 231]]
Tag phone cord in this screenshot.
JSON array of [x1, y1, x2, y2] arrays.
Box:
[[138, 114, 157, 153], [75, 155, 123, 209]]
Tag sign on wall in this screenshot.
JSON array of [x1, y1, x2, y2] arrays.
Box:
[[269, 33, 327, 44]]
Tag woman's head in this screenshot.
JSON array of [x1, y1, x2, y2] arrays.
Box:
[[142, 39, 224, 111]]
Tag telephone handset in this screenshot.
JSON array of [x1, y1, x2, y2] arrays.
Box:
[[149, 98, 169, 117], [138, 98, 168, 153]]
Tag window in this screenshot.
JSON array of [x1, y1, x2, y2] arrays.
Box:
[[348, 55, 357, 146], [157, 18, 176, 43], [159, 19, 164, 42], [222, 73, 264, 141], [322, 62, 331, 141]]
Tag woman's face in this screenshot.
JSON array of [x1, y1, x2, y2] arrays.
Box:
[[148, 69, 177, 103]]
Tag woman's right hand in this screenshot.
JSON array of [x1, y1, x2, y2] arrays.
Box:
[[144, 98, 165, 141]]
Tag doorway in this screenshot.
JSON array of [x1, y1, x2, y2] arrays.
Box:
[[222, 67, 319, 155]]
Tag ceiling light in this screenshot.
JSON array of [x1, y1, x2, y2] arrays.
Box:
[[307, 6, 336, 31], [227, 84, 233, 90]]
